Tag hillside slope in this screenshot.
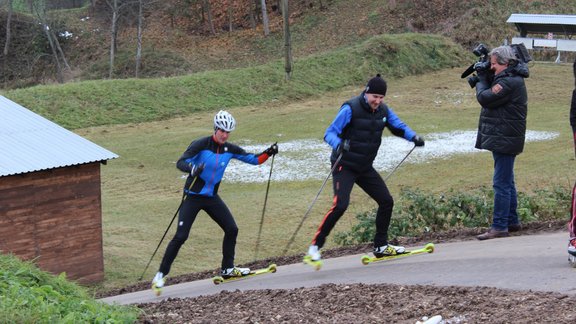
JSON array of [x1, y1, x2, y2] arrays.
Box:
[[1, 0, 575, 88]]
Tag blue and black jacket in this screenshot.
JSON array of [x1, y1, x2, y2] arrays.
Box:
[[177, 135, 270, 197], [324, 92, 416, 172]]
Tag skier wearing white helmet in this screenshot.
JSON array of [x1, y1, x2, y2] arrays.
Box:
[[152, 110, 278, 294], [213, 110, 236, 132]]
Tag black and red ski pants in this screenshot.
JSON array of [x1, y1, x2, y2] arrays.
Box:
[[312, 164, 394, 249], [570, 183, 576, 240], [159, 194, 238, 275]]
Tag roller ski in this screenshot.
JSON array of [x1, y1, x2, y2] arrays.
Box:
[[151, 272, 165, 296], [212, 264, 277, 285], [303, 255, 323, 270], [361, 243, 435, 265], [303, 245, 323, 270]]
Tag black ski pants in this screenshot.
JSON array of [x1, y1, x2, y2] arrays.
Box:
[[159, 194, 238, 275], [312, 164, 394, 249]]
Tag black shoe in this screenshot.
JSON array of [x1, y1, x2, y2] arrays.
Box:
[[508, 224, 522, 232], [477, 228, 509, 240]]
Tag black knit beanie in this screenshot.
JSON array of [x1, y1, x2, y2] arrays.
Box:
[[365, 74, 387, 96]]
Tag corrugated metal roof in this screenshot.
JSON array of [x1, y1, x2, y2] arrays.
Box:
[[507, 14, 576, 25], [507, 14, 576, 35], [0, 95, 118, 177]]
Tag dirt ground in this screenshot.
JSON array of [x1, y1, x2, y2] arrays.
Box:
[[101, 221, 576, 323]]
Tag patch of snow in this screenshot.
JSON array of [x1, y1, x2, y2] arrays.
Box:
[[220, 130, 559, 183]]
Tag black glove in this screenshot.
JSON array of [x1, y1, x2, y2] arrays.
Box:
[[264, 142, 278, 156], [337, 139, 350, 155], [190, 163, 205, 178], [412, 135, 425, 147]]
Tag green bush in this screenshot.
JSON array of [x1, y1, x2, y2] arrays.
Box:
[[0, 253, 140, 323], [334, 186, 571, 246]]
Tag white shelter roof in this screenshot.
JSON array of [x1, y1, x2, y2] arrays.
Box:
[[507, 14, 576, 36]]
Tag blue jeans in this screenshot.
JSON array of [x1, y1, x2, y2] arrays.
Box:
[[492, 152, 520, 231]]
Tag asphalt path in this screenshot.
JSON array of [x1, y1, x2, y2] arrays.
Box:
[[101, 231, 576, 305]]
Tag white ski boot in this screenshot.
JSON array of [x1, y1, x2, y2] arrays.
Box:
[[221, 266, 251, 278], [569, 239, 576, 268], [373, 244, 406, 258], [151, 272, 165, 296]]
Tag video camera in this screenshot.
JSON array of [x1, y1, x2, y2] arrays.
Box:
[[461, 43, 532, 88]]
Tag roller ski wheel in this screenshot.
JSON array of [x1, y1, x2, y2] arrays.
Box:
[[570, 254, 576, 268], [361, 243, 435, 265], [211, 264, 277, 285], [151, 282, 164, 296], [303, 255, 323, 271]]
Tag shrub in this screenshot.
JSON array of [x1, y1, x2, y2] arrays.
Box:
[[334, 186, 571, 246]]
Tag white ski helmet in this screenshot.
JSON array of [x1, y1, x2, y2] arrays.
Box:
[[213, 110, 236, 132]]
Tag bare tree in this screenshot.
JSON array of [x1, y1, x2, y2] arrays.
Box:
[[105, 0, 136, 78], [260, 0, 269, 36], [29, 0, 71, 83], [135, 0, 143, 77], [3, 0, 13, 57], [282, 0, 291, 80], [2, 0, 14, 85], [227, 0, 233, 32], [202, 0, 215, 35], [248, 0, 257, 29], [107, 0, 120, 78]]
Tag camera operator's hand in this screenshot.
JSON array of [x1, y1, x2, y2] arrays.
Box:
[[412, 135, 425, 147], [474, 61, 488, 72]]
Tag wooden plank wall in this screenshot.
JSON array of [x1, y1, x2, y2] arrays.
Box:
[[0, 163, 104, 284]]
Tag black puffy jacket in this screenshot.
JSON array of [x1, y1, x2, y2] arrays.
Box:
[[475, 62, 529, 155]]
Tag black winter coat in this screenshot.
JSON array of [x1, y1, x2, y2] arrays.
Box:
[[475, 62, 529, 155]]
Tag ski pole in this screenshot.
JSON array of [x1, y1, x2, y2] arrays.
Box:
[[138, 165, 203, 281], [384, 145, 416, 182], [138, 196, 182, 281], [254, 153, 275, 260], [281, 152, 343, 256]]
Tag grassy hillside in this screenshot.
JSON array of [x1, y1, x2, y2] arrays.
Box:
[[2, 0, 576, 88], [1, 33, 468, 129]]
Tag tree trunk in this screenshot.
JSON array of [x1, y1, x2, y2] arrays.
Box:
[[30, 1, 69, 83], [109, 0, 119, 78], [42, 24, 64, 83], [3, 0, 13, 57], [249, 0, 257, 29], [203, 0, 216, 35], [135, 0, 143, 77], [282, 0, 291, 80], [227, 0, 233, 32], [260, 0, 269, 36], [51, 28, 71, 70]]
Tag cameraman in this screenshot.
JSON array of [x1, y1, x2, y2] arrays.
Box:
[[474, 45, 529, 240]]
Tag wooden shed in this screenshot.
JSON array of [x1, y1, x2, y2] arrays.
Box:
[[0, 96, 118, 284]]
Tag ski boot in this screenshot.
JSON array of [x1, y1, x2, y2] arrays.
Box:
[[373, 244, 406, 258], [303, 245, 323, 270], [220, 266, 251, 279], [151, 272, 165, 296], [569, 239, 576, 268]]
